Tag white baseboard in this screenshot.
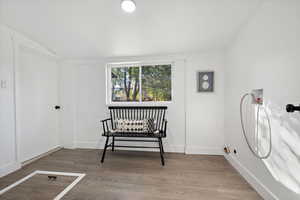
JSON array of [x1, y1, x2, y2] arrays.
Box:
[[22, 146, 62, 166], [75, 141, 103, 149], [165, 145, 185, 153], [0, 146, 62, 178], [61, 143, 76, 149], [75, 141, 224, 155], [75, 141, 185, 153], [225, 154, 279, 200], [185, 146, 223, 155], [0, 162, 21, 178]]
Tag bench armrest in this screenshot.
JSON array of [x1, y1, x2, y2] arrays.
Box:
[[163, 120, 168, 134], [101, 118, 112, 133], [101, 118, 112, 122]]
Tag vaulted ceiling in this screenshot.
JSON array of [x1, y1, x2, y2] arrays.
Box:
[[0, 0, 262, 59]]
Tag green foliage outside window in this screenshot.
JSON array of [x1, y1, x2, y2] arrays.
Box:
[[142, 65, 172, 101], [111, 64, 172, 102], [111, 66, 140, 102]]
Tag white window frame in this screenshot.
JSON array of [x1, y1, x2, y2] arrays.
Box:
[[106, 61, 173, 105]]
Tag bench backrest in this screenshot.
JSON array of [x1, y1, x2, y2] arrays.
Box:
[[109, 106, 167, 131]]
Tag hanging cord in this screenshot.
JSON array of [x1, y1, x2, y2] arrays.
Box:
[[240, 93, 272, 159]]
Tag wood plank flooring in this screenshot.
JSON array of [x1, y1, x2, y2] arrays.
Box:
[[0, 149, 262, 200], [1, 174, 76, 200]]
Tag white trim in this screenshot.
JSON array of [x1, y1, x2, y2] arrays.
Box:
[[74, 141, 184, 153], [2, 23, 62, 165], [0, 170, 36, 195], [0, 170, 86, 200], [10, 29, 19, 166], [0, 146, 61, 178], [13, 34, 21, 164], [164, 145, 185, 153], [224, 154, 279, 200], [14, 43, 61, 163], [106, 61, 174, 104], [22, 147, 62, 166], [185, 146, 223, 155], [1, 23, 58, 58], [75, 141, 103, 149], [139, 65, 142, 102], [20, 145, 61, 164], [0, 162, 21, 178], [106, 101, 174, 106], [107, 60, 176, 66], [183, 59, 187, 153]]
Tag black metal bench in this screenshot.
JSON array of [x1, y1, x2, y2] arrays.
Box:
[[100, 106, 168, 165]]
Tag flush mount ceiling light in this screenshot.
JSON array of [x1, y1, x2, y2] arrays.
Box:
[[121, 0, 136, 13]]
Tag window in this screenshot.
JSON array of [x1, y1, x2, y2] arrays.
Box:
[[108, 63, 172, 103], [111, 66, 140, 102]]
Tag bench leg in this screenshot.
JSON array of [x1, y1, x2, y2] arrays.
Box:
[[161, 139, 164, 154], [158, 138, 165, 166], [101, 136, 109, 163], [112, 136, 115, 151]]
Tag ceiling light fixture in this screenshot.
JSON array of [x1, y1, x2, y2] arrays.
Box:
[[121, 0, 136, 13]]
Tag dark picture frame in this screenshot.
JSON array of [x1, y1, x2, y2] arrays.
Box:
[[197, 71, 214, 92]]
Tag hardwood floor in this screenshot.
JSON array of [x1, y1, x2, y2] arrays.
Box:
[[0, 149, 262, 200], [1, 174, 76, 200]]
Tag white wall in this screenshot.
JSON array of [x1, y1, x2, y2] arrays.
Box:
[[225, 1, 300, 199], [60, 58, 186, 152], [2, 2, 300, 198], [63, 61, 108, 149], [0, 26, 19, 177], [185, 53, 225, 154], [59, 63, 77, 149], [0, 22, 225, 177], [60, 52, 225, 154], [0, 24, 61, 177]]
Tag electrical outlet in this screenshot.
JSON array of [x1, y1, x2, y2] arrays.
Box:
[[252, 89, 263, 105], [224, 146, 231, 154]]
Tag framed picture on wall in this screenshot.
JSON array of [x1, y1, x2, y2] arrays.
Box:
[[197, 71, 214, 92]]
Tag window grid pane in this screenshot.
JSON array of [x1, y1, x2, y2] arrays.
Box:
[[110, 64, 172, 103], [141, 64, 172, 102], [111, 66, 140, 102]]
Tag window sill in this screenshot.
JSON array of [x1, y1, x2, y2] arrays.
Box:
[[106, 101, 173, 106]]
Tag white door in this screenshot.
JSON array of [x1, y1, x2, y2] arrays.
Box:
[[16, 46, 59, 162], [0, 27, 17, 169]]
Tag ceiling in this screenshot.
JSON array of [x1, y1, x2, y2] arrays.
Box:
[[0, 0, 262, 59]]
